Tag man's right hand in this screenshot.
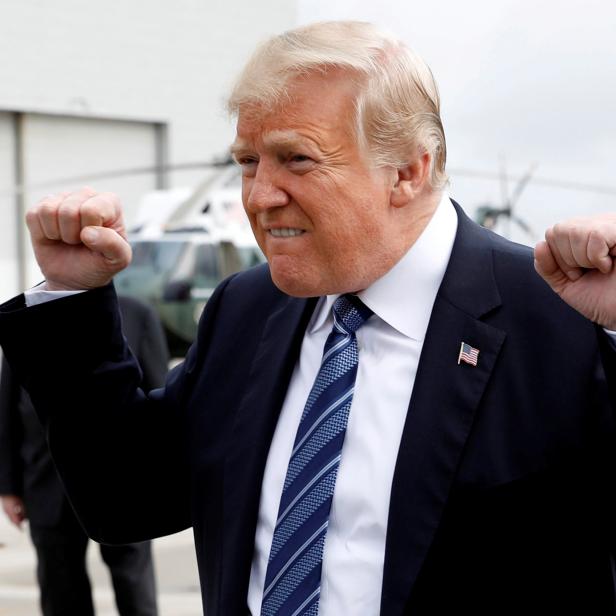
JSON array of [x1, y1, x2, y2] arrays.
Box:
[[26, 187, 132, 291], [1, 495, 26, 529]]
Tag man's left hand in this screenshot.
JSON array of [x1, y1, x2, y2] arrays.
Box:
[[535, 214, 616, 330], [1, 495, 26, 529]]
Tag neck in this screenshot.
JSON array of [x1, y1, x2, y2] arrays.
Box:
[[398, 189, 443, 256]]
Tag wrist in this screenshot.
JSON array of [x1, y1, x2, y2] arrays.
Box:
[[45, 280, 84, 292]]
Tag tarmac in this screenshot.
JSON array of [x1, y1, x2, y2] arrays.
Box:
[[0, 511, 203, 615]]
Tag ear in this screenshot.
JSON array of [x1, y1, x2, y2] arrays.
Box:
[[390, 151, 432, 208]]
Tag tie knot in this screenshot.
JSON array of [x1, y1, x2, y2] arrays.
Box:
[[332, 294, 373, 334]]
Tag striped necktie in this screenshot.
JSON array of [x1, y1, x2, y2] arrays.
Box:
[[260, 294, 373, 616]]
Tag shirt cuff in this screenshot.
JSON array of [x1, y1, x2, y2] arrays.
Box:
[[24, 282, 86, 307], [603, 328, 616, 349]]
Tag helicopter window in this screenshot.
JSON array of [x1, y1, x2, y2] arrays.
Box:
[[193, 244, 221, 289], [238, 247, 264, 269], [125, 241, 185, 274]]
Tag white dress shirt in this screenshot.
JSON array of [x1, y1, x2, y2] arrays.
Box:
[[247, 193, 458, 615]]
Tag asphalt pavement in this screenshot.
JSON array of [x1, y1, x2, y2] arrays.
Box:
[[0, 511, 202, 615]]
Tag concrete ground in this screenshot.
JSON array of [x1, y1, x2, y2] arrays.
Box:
[[0, 511, 202, 616]]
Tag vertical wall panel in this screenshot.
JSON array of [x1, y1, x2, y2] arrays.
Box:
[[22, 114, 159, 288], [0, 113, 18, 300]]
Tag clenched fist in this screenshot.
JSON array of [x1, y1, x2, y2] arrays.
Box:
[[535, 214, 616, 330], [26, 188, 132, 291]]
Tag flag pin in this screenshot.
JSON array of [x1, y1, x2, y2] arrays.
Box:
[[458, 342, 479, 366]]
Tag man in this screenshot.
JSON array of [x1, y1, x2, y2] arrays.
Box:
[[0, 294, 168, 616], [1, 20, 616, 616]]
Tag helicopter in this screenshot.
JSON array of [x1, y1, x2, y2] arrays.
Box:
[[473, 162, 538, 242], [114, 161, 264, 357]]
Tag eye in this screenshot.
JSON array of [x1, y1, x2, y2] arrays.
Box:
[[289, 154, 311, 163], [286, 153, 316, 170], [235, 156, 258, 176]]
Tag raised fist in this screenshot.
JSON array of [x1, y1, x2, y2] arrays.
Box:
[[535, 214, 616, 330], [26, 187, 132, 291]]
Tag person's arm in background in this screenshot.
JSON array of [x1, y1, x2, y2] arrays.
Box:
[[0, 356, 26, 528], [118, 296, 170, 391], [140, 306, 169, 390]]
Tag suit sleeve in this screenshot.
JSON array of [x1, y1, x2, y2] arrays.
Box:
[[0, 356, 24, 496], [0, 279, 231, 544]]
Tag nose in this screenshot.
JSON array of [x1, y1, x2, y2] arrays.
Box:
[[244, 162, 290, 213]]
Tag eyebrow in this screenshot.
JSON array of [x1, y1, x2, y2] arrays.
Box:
[[229, 140, 250, 157], [263, 130, 312, 150], [230, 130, 320, 156]]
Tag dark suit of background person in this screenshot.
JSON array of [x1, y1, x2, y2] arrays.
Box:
[[0, 294, 169, 616], [1, 202, 616, 616]]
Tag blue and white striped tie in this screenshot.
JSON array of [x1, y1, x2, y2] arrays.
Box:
[[260, 294, 373, 616]]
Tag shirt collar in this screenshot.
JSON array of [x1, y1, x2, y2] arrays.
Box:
[[308, 193, 458, 341]]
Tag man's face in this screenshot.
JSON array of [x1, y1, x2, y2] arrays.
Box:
[[232, 70, 405, 297]]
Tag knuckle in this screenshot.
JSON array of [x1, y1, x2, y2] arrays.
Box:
[[25, 208, 38, 224], [80, 200, 105, 223], [38, 201, 58, 216], [58, 201, 80, 219], [588, 228, 604, 242], [81, 186, 97, 198], [97, 193, 119, 214], [99, 191, 119, 205], [36, 193, 56, 207], [96, 195, 113, 211]]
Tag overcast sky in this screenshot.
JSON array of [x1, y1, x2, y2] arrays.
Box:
[[297, 0, 616, 243]]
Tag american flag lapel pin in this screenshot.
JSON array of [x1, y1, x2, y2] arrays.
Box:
[[458, 342, 479, 366]]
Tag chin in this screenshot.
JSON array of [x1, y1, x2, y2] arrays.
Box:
[[268, 255, 367, 298], [270, 270, 319, 298], [270, 267, 363, 298], [267, 259, 323, 297], [265, 256, 309, 297]]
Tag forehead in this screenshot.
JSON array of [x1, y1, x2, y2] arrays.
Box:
[[233, 71, 359, 151]]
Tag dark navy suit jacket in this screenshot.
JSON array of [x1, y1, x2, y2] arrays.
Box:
[[1, 201, 616, 615], [0, 295, 169, 526]]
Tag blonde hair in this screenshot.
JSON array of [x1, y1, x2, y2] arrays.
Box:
[[227, 21, 447, 189]]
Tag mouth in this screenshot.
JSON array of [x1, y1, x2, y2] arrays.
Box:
[[268, 227, 306, 238]]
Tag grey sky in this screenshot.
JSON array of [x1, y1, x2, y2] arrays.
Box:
[[297, 0, 616, 243]]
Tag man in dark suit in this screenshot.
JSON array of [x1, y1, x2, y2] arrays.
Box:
[[1, 20, 616, 616], [0, 295, 169, 616]]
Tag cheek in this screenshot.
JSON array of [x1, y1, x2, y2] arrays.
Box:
[[309, 227, 343, 262], [316, 202, 375, 250]]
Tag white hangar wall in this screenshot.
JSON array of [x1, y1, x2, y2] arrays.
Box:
[[0, 0, 296, 298]]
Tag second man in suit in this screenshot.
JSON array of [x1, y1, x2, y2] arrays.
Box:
[[0, 294, 169, 616]]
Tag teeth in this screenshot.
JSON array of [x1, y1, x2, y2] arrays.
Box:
[[270, 228, 304, 238]]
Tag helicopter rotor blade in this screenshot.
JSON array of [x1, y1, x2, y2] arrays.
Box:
[[508, 162, 538, 209]]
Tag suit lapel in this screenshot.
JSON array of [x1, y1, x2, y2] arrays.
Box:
[[219, 293, 316, 616], [381, 202, 507, 615]]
